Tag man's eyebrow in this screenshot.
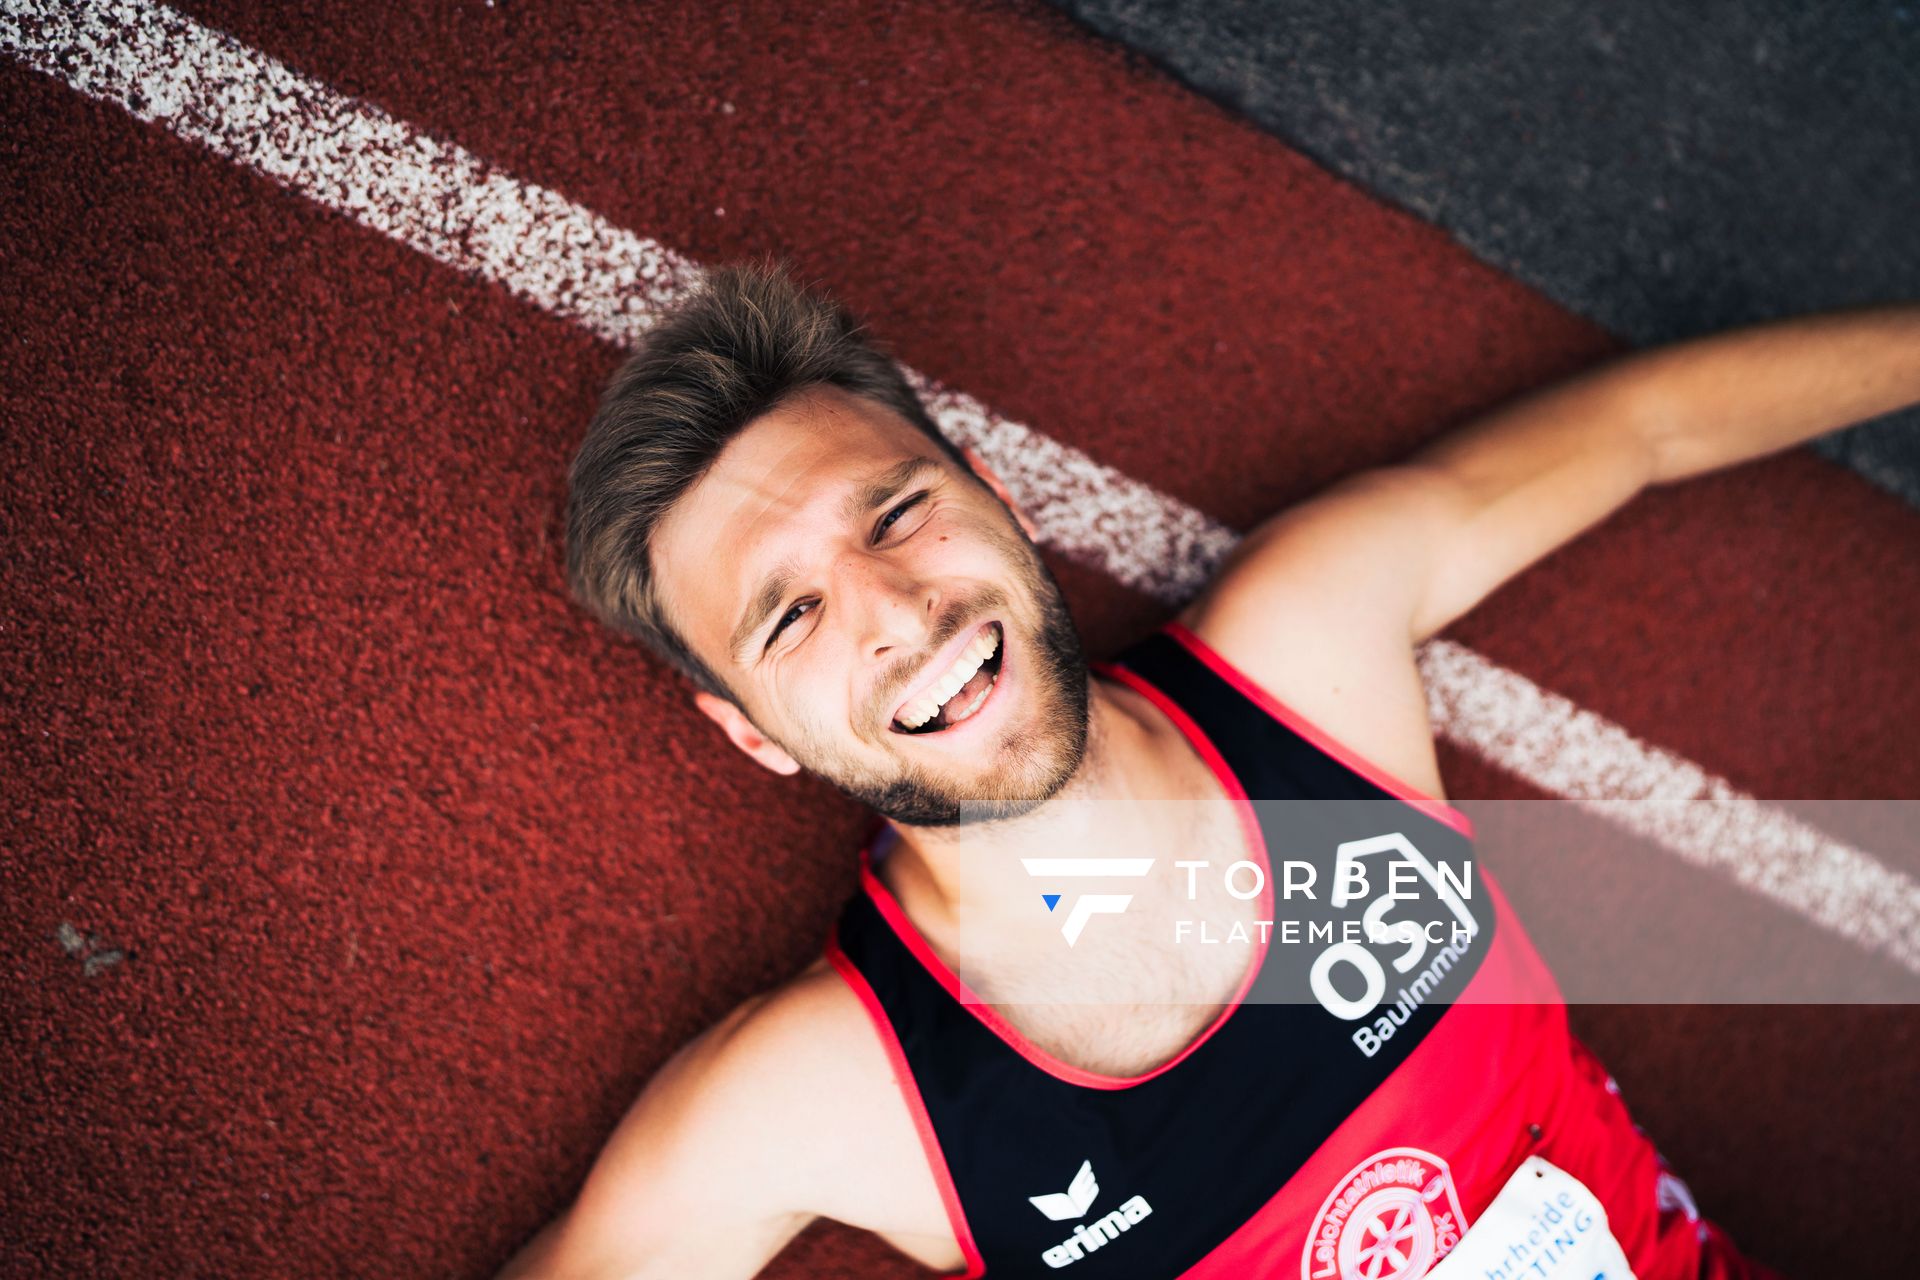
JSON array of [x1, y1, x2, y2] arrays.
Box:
[[838, 455, 941, 525], [729, 560, 798, 666], [727, 457, 943, 666]]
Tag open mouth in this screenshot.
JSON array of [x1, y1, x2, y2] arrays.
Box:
[[890, 621, 1005, 736]]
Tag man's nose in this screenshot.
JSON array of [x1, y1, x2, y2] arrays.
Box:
[[841, 554, 937, 659]]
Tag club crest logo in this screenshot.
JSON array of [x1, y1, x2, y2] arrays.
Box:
[[1302, 1147, 1466, 1280]]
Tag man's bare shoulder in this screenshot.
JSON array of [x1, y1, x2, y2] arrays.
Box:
[[534, 951, 959, 1278], [641, 951, 887, 1151], [719, 954, 875, 1078], [1173, 470, 1455, 804], [700, 957, 901, 1127], [733, 955, 957, 1231]]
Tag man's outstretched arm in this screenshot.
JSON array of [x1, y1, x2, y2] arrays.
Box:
[[1186, 302, 1920, 651]]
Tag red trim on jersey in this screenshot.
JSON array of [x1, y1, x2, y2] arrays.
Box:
[[853, 655, 1273, 1091], [823, 936, 988, 1280], [1162, 620, 1477, 839]]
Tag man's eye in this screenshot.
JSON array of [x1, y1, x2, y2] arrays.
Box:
[[769, 599, 817, 644], [873, 492, 929, 543], [765, 494, 928, 652]]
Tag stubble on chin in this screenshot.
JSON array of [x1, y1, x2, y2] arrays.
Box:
[[868, 612, 1090, 827], [777, 515, 1093, 827]]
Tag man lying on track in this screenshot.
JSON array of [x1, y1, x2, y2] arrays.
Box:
[[500, 260, 1917, 1279]]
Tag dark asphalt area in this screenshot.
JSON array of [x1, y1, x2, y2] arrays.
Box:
[[1046, 0, 1920, 504]]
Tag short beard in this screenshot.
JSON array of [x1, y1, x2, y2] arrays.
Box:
[[862, 560, 1088, 827], [779, 536, 1091, 828]]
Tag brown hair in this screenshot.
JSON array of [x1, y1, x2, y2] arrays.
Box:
[[564, 258, 965, 707]]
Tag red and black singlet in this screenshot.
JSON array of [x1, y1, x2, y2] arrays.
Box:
[[824, 621, 1772, 1279]]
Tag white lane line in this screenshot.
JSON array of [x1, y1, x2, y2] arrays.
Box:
[[906, 375, 1238, 605], [1421, 641, 1920, 973], [7, 0, 1917, 977], [0, 0, 1233, 604], [1, 0, 699, 346]]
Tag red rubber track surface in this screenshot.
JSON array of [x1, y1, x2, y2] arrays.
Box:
[[3, 3, 1915, 1276]]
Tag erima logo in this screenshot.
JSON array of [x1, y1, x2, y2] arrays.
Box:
[[1021, 858, 1156, 946], [1029, 1158, 1101, 1220], [1028, 1159, 1154, 1269]]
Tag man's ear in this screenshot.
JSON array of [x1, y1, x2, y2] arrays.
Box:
[[693, 690, 802, 776], [961, 444, 1040, 542]]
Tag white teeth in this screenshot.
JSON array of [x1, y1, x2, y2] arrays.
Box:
[[895, 625, 1001, 730]]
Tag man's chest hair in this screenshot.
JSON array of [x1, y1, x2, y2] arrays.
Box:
[[958, 817, 1267, 1077]]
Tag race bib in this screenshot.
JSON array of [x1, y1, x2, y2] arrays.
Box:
[[1428, 1156, 1636, 1280]]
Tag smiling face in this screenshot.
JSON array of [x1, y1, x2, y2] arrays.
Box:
[[652, 383, 1090, 826]]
